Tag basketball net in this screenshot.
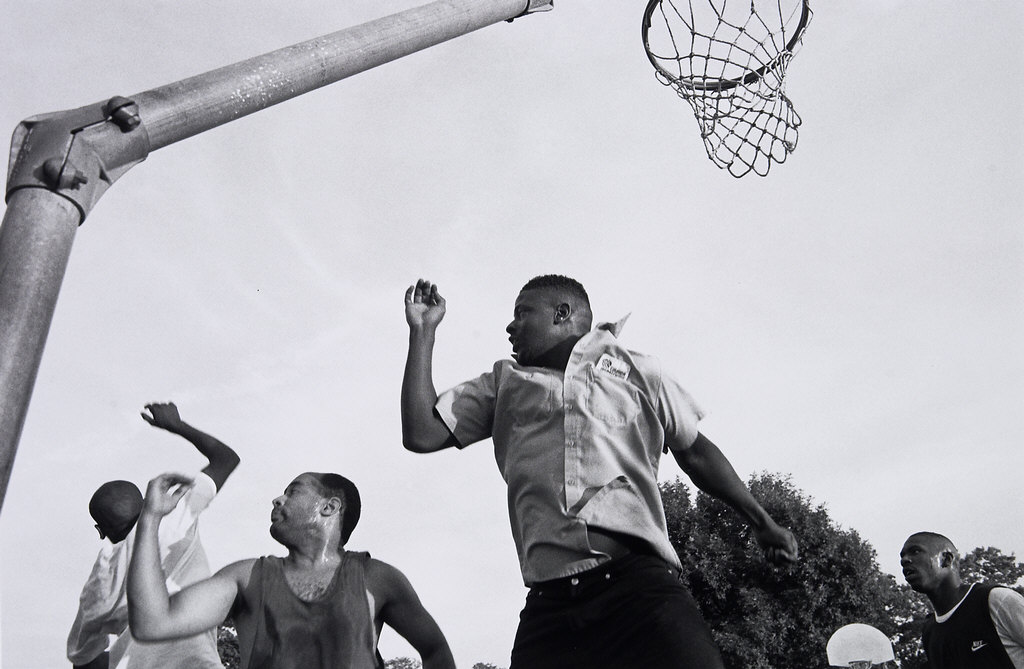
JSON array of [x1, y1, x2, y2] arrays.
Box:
[[642, 0, 812, 177]]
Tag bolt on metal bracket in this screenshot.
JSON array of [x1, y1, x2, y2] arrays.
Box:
[[509, 0, 553, 21], [5, 96, 151, 225]]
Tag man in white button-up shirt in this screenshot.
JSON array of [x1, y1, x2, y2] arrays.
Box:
[[402, 275, 798, 669]]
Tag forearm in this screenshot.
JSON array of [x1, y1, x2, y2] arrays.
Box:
[[174, 422, 239, 471], [401, 327, 452, 452], [671, 433, 771, 531], [126, 513, 173, 639]]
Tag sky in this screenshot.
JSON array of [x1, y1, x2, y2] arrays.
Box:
[[1, 0, 1022, 667]]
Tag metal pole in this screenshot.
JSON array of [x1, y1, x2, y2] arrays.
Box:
[[0, 190, 80, 508], [137, 0, 539, 151], [0, 0, 550, 512]]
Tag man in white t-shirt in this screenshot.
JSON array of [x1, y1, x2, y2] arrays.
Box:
[[67, 402, 240, 669]]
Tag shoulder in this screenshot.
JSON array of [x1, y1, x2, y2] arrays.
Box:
[[454, 360, 517, 393], [491, 359, 515, 379], [180, 471, 218, 511], [192, 471, 217, 496], [363, 556, 403, 581], [986, 586, 1024, 640], [623, 347, 662, 377], [362, 557, 415, 599], [988, 585, 1024, 607], [219, 557, 259, 575], [216, 557, 260, 588], [585, 328, 661, 375], [445, 362, 507, 392]]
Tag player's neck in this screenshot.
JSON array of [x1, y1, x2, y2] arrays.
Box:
[[284, 536, 342, 570], [536, 335, 584, 371], [929, 580, 972, 616]]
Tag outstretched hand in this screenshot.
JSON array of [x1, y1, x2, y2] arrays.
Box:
[[142, 402, 184, 433], [405, 279, 446, 331], [142, 473, 194, 517], [754, 521, 799, 566]]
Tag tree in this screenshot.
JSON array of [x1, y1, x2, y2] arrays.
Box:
[[662, 473, 910, 669], [217, 619, 240, 669], [890, 583, 930, 669], [961, 546, 1024, 592], [384, 658, 422, 669]]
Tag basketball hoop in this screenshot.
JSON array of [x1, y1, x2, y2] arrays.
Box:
[[642, 0, 812, 177]]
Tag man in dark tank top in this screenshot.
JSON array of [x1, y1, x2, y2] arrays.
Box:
[[901, 531, 1024, 669], [127, 471, 456, 669]]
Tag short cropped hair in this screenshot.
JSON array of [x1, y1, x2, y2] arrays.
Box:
[[910, 531, 960, 571], [910, 531, 957, 551], [89, 480, 143, 530], [308, 473, 361, 546], [521, 275, 590, 309]]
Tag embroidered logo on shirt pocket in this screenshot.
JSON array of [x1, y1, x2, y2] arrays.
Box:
[[596, 353, 631, 380]]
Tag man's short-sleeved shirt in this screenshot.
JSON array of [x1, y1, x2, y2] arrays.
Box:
[[67, 472, 223, 669], [435, 319, 704, 585]]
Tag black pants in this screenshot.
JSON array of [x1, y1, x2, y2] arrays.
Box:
[[509, 554, 725, 669]]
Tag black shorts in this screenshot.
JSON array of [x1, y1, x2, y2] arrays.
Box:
[[510, 554, 725, 669]]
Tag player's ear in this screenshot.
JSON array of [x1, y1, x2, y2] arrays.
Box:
[[320, 496, 342, 517], [554, 303, 571, 324]]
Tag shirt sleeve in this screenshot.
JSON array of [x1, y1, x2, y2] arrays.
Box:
[[66, 603, 115, 664], [435, 366, 498, 448], [66, 545, 129, 664], [989, 587, 1024, 665], [656, 368, 706, 453], [184, 470, 217, 516], [157, 471, 217, 545]]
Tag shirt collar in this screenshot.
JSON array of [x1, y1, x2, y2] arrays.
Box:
[[595, 314, 630, 338]]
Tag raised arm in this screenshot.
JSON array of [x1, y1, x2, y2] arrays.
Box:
[[127, 473, 247, 640], [368, 560, 456, 669], [671, 433, 799, 565], [142, 402, 240, 490], [402, 280, 459, 453]]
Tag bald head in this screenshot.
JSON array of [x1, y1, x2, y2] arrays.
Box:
[[89, 480, 143, 543]]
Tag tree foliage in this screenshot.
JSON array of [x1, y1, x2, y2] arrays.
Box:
[[663, 473, 1024, 669], [217, 618, 240, 669], [961, 546, 1024, 591], [889, 583, 930, 669], [663, 473, 910, 669], [383, 658, 421, 669]]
